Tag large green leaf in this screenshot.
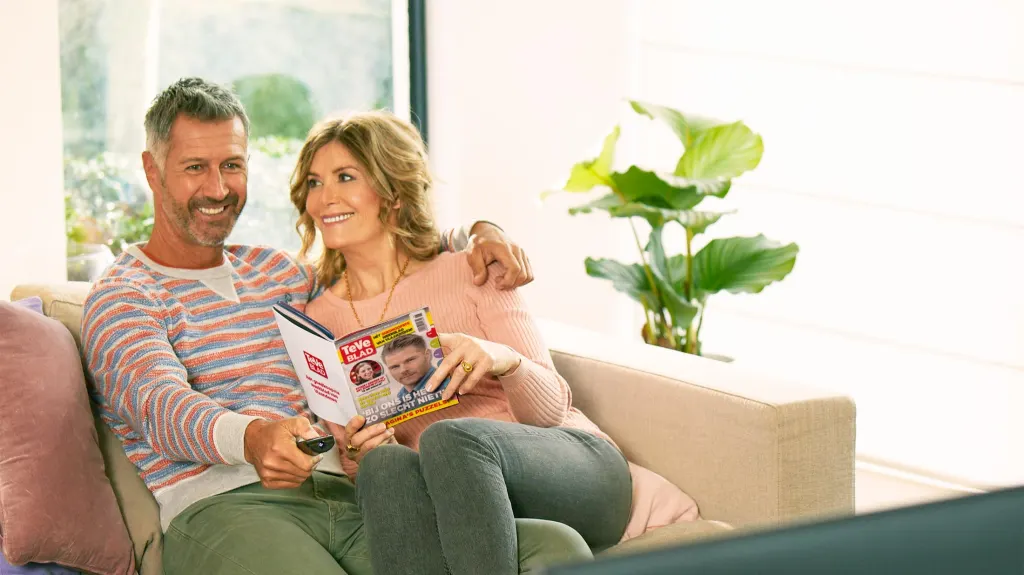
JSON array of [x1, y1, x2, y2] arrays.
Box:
[[563, 126, 621, 192], [644, 226, 669, 281], [584, 256, 699, 329], [607, 204, 730, 233], [584, 257, 657, 310], [675, 121, 764, 180], [665, 255, 689, 288], [610, 166, 730, 210], [629, 100, 723, 147], [692, 235, 799, 295], [566, 193, 624, 216], [644, 228, 699, 329], [672, 210, 732, 234], [653, 273, 700, 329]]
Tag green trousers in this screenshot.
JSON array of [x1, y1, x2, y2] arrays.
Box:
[[163, 471, 591, 575]]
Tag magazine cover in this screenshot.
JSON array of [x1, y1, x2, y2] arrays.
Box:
[[339, 307, 457, 427], [272, 304, 458, 429]]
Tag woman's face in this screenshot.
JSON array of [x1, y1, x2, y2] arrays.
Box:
[[304, 141, 387, 251], [356, 363, 374, 381]]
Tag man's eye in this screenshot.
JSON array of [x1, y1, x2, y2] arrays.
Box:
[[186, 165, 202, 172], [224, 162, 243, 170]]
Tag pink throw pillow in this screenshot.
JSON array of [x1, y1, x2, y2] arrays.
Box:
[[0, 302, 134, 575]]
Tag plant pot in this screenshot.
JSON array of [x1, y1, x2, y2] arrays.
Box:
[[67, 243, 115, 282]]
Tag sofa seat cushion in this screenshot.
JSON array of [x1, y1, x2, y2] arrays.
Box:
[[0, 301, 134, 575]]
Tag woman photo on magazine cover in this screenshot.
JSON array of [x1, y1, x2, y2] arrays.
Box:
[[289, 111, 693, 574], [350, 359, 381, 385]]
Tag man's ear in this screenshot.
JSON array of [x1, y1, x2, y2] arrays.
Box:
[[141, 151, 162, 192]]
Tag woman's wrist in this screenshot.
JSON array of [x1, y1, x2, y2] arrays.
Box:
[[495, 347, 523, 377]]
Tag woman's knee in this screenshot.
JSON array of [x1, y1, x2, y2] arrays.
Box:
[[356, 444, 419, 499], [419, 418, 490, 457]]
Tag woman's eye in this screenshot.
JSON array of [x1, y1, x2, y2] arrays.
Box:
[[306, 179, 321, 189], [340, 173, 353, 183]]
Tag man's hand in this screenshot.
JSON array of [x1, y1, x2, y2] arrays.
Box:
[[243, 417, 322, 489], [466, 221, 534, 290]]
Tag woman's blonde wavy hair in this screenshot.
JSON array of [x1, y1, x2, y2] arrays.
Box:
[[289, 110, 440, 291]]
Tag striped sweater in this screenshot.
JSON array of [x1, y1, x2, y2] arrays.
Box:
[[82, 230, 469, 530]]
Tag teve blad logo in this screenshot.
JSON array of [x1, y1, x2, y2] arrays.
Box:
[[303, 351, 328, 378]]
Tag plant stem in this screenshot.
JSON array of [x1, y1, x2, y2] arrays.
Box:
[[684, 227, 694, 301], [683, 227, 700, 354], [642, 304, 656, 344], [602, 175, 676, 349], [693, 300, 706, 352]]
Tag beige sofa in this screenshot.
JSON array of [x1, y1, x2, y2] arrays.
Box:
[[11, 282, 856, 572]]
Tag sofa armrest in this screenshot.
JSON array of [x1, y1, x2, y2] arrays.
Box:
[[539, 319, 855, 530]]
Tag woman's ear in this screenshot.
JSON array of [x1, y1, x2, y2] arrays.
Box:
[[393, 200, 402, 210]]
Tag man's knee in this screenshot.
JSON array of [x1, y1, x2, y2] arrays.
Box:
[[516, 518, 592, 573]]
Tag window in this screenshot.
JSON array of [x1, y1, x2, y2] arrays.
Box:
[[58, 0, 424, 279]]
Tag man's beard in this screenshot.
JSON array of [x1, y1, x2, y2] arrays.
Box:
[[158, 182, 244, 247]]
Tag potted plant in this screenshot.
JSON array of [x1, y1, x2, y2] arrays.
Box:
[[546, 101, 799, 358], [64, 153, 153, 281]]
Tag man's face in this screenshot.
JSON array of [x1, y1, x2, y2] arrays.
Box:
[[146, 114, 248, 247], [384, 345, 432, 388]]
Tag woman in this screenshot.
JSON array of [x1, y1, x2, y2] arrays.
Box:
[[291, 112, 694, 574], [351, 359, 378, 384]]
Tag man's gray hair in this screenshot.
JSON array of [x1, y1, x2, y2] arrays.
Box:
[[144, 77, 250, 167]]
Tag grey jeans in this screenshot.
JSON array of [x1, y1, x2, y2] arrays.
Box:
[[356, 418, 634, 575]]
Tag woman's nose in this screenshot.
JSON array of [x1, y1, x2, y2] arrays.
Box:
[[321, 182, 344, 205]]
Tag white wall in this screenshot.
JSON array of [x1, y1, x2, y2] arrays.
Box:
[[631, 0, 1024, 488], [426, 0, 638, 336], [0, 0, 66, 301]]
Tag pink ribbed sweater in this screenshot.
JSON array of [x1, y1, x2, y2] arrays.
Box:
[[305, 251, 698, 541]]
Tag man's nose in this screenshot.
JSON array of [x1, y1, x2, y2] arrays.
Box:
[[204, 169, 230, 201]]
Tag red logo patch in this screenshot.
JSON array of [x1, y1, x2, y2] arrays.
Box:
[[303, 351, 328, 378]]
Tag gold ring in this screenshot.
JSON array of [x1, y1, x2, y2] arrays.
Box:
[[346, 444, 360, 459], [462, 361, 474, 373]]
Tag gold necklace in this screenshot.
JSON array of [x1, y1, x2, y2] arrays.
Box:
[[344, 256, 411, 328]]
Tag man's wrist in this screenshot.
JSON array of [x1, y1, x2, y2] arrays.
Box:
[[242, 419, 269, 464]]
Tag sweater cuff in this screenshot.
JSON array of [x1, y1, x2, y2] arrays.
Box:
[[213, 412, 264, 465]]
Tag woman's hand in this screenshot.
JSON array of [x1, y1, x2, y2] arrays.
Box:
[[425, 333, 523, 400], [324, 415, 396, 464]]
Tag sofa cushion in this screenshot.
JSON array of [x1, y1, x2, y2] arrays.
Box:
[[0, 302, 134, 575], [12, 296, 44, 315], [602, 519, 734, 557], [0, 549, 82, 574], [10, 284, 165, 575]]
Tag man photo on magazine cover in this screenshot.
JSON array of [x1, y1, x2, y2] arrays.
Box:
[[382, 333, 450, 408]]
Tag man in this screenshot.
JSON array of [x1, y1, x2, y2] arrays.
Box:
[[382, 333, 441, 404], [81, 78, 586, 575]]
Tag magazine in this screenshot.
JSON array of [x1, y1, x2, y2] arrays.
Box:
[[272, 303, 458, 428]]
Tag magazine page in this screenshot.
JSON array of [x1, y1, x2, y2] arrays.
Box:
[[337, 306, 458, 427], [272, 306, 359, 424]]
